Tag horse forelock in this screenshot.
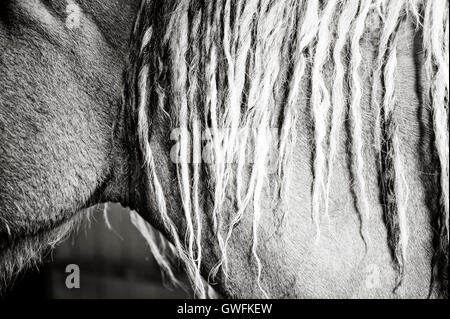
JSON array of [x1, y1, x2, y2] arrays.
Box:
[[122, 0, 449, 298]]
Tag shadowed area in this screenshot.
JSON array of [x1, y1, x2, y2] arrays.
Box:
[[3, 204, 191, 299]]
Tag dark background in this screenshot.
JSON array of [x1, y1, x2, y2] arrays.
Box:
[[3, 204, 191, 299]]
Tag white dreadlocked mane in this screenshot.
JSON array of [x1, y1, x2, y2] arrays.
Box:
[[122, 0, 449, 298]]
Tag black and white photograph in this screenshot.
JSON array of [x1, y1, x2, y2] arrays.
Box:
[[0, 0, 448, 305]]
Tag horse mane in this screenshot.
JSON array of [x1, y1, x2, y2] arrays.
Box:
[[122, 0, 449, 298]]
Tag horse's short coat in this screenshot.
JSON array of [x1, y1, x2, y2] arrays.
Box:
[[0, 0, 448, 298], [0, 0, 139, 284]]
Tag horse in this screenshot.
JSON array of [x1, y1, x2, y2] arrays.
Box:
[[0, 0, 448, 299]]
